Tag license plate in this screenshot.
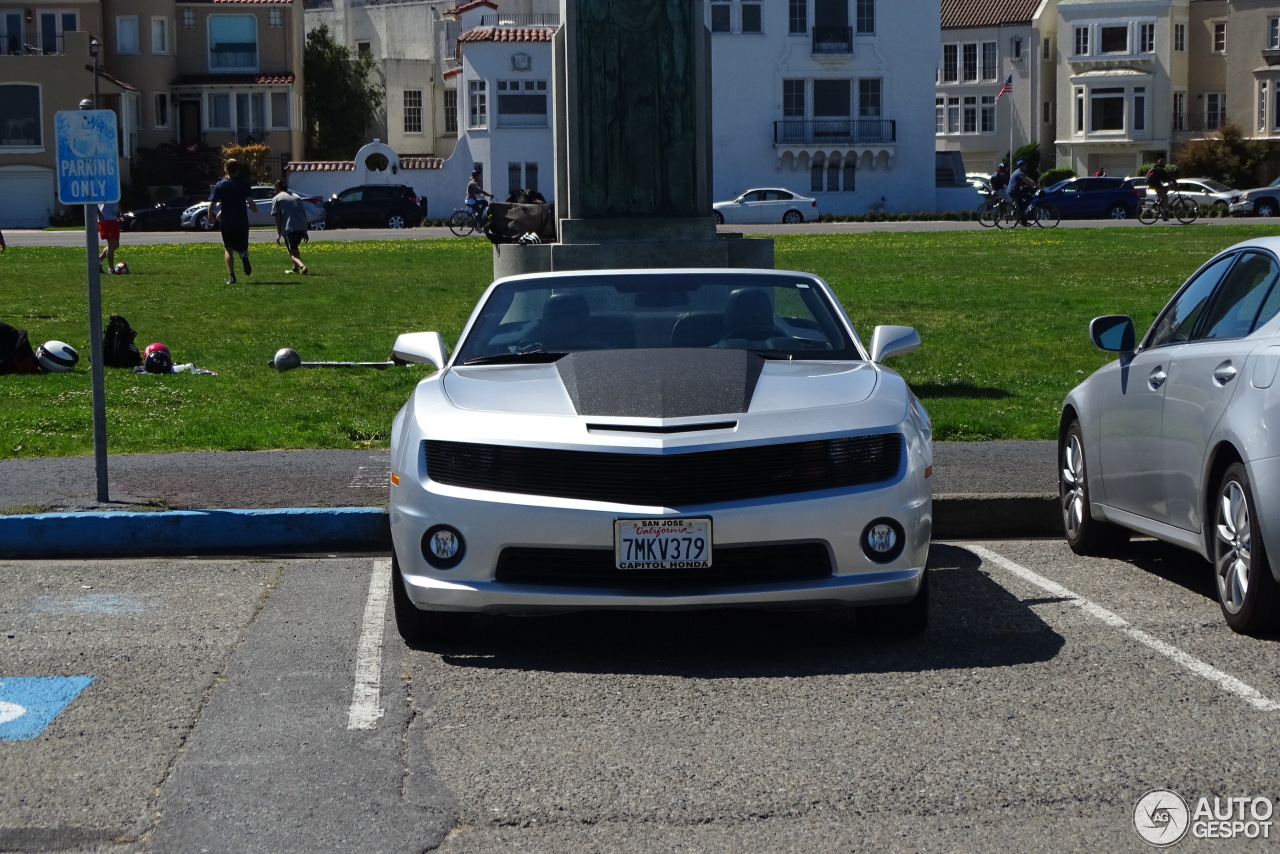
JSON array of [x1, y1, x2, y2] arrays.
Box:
[[614, 517, 712, 570]]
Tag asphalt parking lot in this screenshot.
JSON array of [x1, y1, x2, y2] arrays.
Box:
[[2, 539, 1277, 853]]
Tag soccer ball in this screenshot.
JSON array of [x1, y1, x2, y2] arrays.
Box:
[[114, 262, 129, 275]]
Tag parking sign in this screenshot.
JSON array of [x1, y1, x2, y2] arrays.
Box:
[[54, 109, 120, 205]]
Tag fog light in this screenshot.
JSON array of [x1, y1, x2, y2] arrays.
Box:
[[861, 518, 905, 563], [422, 525, 465, 569]]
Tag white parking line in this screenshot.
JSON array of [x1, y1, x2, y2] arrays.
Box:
[[970, 544, 1280, 713], [347, 558, 392, 730]]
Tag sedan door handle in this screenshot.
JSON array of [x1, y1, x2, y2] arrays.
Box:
[[1148, 368, 1167, 389], [1213, 362, 1238, 385]]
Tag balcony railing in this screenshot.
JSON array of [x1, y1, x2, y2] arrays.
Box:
[[1172, 113, 1227, 133], [774, 119, 896, 145], [811, 26, 852, 55], [478, 13, 560, 28], [1, 35, 66, 55]]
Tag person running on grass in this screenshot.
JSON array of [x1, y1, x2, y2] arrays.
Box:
[[270, 179, 309, 275], [208, 159, 257, 285]]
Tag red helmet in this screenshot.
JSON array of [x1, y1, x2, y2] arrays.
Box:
[[143, 342, 170, 360]]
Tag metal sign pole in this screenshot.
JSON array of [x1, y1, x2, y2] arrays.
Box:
[[85, 203, 108, 502]]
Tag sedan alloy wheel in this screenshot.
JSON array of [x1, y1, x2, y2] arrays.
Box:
[[1060, 421, 1128, 555], [1212, 463, 1280, 634]]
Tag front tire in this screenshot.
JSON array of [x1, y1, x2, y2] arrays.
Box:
[[391, 553, 473, 644], [1211, 463, 1280, 635], [197, 212, 212, 230], [1060, 419, 1130, 555], [448, 210, 475, 236], [1033, 202, 1060, 228], [712, 211, 724, 225], [1172, 197, 1199, 224]]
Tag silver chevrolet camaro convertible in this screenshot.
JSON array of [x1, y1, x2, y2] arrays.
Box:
[[388, 268, 933, 643], [1060, 237, 1280, 635]]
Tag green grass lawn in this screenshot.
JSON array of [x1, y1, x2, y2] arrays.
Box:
[[0, 225, 1274, 458]]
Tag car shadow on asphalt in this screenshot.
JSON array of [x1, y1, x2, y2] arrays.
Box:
[[1121, 538, 1218, 602], [427, 544, 1066, 678]]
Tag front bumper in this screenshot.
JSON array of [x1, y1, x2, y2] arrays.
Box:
[[389, 462, 931, 615]]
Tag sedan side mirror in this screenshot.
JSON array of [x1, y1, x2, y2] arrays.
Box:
[[392, 331, 449, 370], [1089, 315, 1135, 353], [869, 325, 920, 362]]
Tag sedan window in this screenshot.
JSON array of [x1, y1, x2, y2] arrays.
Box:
[[1146, 254, 1236, 348], [1200, 252, 1280, 340]]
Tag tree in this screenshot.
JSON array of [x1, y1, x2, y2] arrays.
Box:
[[1175, 122, 1268, 188], [303, 24, 384, 160]]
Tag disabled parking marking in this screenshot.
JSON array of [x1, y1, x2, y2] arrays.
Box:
[[0, 676, 95, 741]]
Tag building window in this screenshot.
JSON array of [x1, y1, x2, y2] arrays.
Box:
[[1011, 36, 1022, 60], [151, 17, 168, 54], [268, 9, 282, 29], [235, 92, 265, 141], [710, 0, 730, 33], [1172, 92, 1185, 130], [182, 9, 195, 29], [1090, 87, 1125, 131], [0, 12, 22, 55], [497, 79, 547, 128], [444, 90, 458, 134], [962, 96, 977, 133], [946, 96, 959, 133], [153, 92, 170, 129], [788, 0, 806, 36], [37, 11, 77, 55], [783, 79, 805, 117], [1261, 82, 1269, 133], [1213, 22, 1225, 54], [962, 43, 977, 83], [1074, 87, 1085, 133], [0, 84, 41, 147], [403, 89, 422, 134], [1043, 100, 1052, 125], [981, 42, 997, 81], [1099, 25, 1127, 54], [207, 93, 231, 129], [1206, 93, 1226, 130], [941, 44, 958, 84], [741, 1, 761, 33], [811, 162, 822, 193], [1174, 23, 1185, 52], [468, 80, 487, 129], [208, 15, 257, 71], [935, 97, 944, 133], [1073, 26, 1089, 56], [855, 0, 874, 35], [1269, 17, 1280, 50], [1043, 36, 1052, 60], [1134, 86, 1146, 133], [1273, 85, 1280, 130], [981, 95, 995, 132], [858, 78, 881, 118], [116, 16, 139, 54], [356, 41, 370, 55], [842, 159, 855, 191], [1139, 23, 1154, 53], [270, 91, 289, 128]]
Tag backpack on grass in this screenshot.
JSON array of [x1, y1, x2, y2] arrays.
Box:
[[0, 321, 40, 375], [102, 314, 142, 368]]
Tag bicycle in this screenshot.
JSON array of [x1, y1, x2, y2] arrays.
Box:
[[1138, 193, 1199, 225], [994, 194, 1060, 229], [447, 202, 492, 237], [975, 195, 1001, 228]]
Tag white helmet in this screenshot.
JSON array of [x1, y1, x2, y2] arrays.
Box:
[[37, 340, 79, 372]]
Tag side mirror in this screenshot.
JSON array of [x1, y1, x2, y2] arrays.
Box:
[[391, 331, 449, 370], [869, 325, 920, 362], [1089, 315, 1135, 353]]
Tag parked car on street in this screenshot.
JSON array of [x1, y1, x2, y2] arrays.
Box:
[[180, 185, 326, 230], [120, 195, 207, 231], [1037, 176, 1143, 219], [323, 184, 424, 229], [1152, 178, 1236, 213], [1059, 237, 1280, 634], [1229, 177, 1280, 218], [387, 268, 932, 643], [712, 188, 819, 224]]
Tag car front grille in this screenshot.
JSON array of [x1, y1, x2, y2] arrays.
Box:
[[424, 434, 902, 505], [495, 543, 832, 589]]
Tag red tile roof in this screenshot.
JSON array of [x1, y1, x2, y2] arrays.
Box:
[[173, 73, 295, 85], [941, 0, 1041, 29], [286, 158, 444, 172], [457, 27, 556, 44]]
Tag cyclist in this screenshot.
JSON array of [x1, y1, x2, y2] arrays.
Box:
[[990, 163, 1011, 204], [466, 168, 494, 223], [1146, 157, 1174, 221], [1009, 160, 1038, 225]]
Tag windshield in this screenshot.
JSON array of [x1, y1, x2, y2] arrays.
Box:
[[454, 271, 861, 365], [1200, 179, 1232, 193]]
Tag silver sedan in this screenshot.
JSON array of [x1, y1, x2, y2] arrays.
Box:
[[387, 268, 932, 643], [1060, 237, 1280, 634]]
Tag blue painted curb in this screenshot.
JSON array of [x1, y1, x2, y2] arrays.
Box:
[[0, 507, 390, 558]]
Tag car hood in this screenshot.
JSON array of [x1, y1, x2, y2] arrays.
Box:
[[440, 348, 879, 417]]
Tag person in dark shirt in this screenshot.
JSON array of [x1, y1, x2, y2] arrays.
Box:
[[208, 159, 258, 284]]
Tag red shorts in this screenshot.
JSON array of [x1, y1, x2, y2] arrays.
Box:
[[98, 220, 121, 241]]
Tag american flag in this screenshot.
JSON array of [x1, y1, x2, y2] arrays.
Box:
[[995, 74, 1013, 103]]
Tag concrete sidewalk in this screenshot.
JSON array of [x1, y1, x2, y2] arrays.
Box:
[[0, 442, 1062, 557]]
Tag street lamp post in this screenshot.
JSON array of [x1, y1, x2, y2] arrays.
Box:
[[88, 35, 99, 107]]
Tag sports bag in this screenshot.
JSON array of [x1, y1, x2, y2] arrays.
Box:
[[102, 314, 142, 368], [0, 321, 40, 374]]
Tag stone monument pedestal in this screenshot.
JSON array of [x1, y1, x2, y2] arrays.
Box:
[[492, 218, 774, 279]]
